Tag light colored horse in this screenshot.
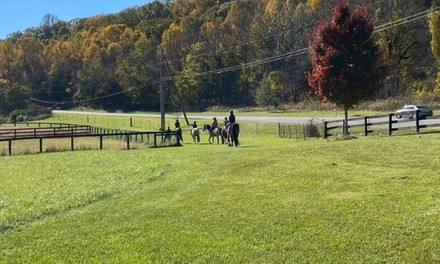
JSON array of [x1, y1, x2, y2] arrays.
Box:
[[190, 127, 200, 144], [203, 124, 223, 144]]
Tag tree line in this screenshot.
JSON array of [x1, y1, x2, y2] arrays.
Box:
[[0, 0, 439, 121]]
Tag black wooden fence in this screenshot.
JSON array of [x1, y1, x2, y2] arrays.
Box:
[[324, 111, 440, 138], [0, 125, 91, 139], [0, 122, 179, 156]]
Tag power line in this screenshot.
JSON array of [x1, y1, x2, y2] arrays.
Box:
[[30, 5, 438, 105], [24, 0, 416, 89], [161, 8, 440, 82]]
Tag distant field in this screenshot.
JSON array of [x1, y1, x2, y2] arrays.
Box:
[[1, 114, 440, 262]]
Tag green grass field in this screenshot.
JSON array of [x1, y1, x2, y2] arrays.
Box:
[[1, 114, 440, 262]]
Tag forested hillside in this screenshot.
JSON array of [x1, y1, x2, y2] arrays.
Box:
[[0, 0, 438, 119]]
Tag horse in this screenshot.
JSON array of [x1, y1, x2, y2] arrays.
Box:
[[190, 127, 200, 144], [203, 124, 223, 144], [175, 127, 183, 145], [225, 123, 240, 147]]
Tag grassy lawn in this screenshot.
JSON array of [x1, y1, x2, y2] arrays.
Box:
[[1, 127, 440, 262]]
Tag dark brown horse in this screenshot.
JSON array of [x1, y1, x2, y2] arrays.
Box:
[[225, 123, 239, 147]]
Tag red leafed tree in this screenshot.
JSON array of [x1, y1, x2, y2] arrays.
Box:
[[307, 0, 387, 135]]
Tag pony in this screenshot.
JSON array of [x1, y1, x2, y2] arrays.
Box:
[[190, 127, 200, 144], [225, 123, 240, 147], [202, 124, 223, 144], [175, 127, 183, 144]]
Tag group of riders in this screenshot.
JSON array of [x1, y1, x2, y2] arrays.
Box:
[[173, 110, 236, 143]]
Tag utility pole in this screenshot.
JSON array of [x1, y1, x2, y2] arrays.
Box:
[[159, 48, 165, 131]]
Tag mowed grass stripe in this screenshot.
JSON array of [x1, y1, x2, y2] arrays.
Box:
[[1, 135, 440, 262]]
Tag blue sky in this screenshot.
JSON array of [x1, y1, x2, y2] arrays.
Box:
[[0, 0, 153, 39]]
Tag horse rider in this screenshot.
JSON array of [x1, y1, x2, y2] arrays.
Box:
[[228, 110, 236, 124], [211, 117, 218, 133], [223, 116, 229, 128], [192, 121, 198, 129], [228, 110, 236, 134]]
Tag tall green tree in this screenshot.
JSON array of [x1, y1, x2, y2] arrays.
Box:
[[254, 73, 277, 111], [116, 32, 160, 109], [307, 0, 387, 135]]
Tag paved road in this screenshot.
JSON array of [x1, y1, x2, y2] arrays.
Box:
[[52, 110, 440, 128], [53, 110, 328, 124]]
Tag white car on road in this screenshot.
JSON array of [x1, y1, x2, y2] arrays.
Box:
[[395, 104, 433, 119]]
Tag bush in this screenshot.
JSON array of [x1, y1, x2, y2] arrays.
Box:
[[305, 120, 321, 138], [9, 109, 26, 123]]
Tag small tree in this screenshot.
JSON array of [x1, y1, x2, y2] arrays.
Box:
[[254, 73, 277, 111], [307, 0, 387, 135]]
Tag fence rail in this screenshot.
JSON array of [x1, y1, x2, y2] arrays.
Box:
[[324, 111, 440, 138], [0, 122, 180, 155], [0, 125, 91, 139]]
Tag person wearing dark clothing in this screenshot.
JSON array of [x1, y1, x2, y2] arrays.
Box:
[[228, 110, 236, 124], [175, 118, 180, 129], [164, 126, 171, 143], [176, 127, 183, 144], [192, 121, 197, 129], [228, 110, 236, 141]]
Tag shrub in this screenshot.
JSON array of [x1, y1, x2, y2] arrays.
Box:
[[305, 120, 321, 138]]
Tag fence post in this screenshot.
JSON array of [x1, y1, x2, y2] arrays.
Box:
[[416, 110, 420, 133], [324, 122, 328, 139], [100, 135, 103, 150], [130, 117, 133, 127], [8, 140, 12, 155], [126, 133, 130, 150], [388, 114, 393, 136], [71, 136, 74, 151], [278, 123, 281, 138], [364, 117, 368, 136], [39, 138, 43, 153]]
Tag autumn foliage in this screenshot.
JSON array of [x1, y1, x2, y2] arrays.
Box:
[[307, 0, 387, 111]]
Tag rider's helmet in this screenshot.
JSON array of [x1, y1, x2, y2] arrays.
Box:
[[213, 117, 217, 120], [230, 110, 234, 114]]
